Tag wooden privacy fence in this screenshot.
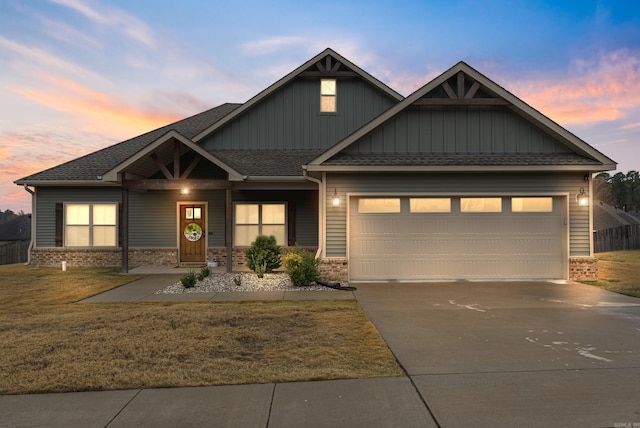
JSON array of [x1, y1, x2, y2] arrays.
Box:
[[0, 240, 30, 265], [594, 225, 640, 253]]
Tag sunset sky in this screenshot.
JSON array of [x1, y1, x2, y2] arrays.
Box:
[[1, 0, 639, 213]]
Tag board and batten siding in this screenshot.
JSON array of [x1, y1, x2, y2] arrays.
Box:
[[201, 80, 397, 151], [325, 173, 590, 258], [344, 106, 573, 154]]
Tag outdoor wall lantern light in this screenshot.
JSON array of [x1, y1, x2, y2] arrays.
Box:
[[180, 188, 190, 195], [577, 187, 589, 207], [332, 188, 340, 207]]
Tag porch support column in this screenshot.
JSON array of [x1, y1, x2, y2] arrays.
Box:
[[121, 177, 129, 273], [225, 188, 233, 273]]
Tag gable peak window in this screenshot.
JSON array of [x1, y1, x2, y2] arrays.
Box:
[[320, 79, 337, 113]]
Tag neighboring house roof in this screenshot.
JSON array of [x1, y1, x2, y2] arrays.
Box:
[[308, 61, 617, 172], [15, 103, 241, 185], [593, 200, 640, 230], [0, 215, 31, 241]]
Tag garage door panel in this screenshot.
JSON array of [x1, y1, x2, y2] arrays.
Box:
[[349, 196, 565, 281], [353, 238, 407, 255]]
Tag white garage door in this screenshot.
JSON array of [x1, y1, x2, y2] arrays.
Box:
[[349, 196, 565, 281]]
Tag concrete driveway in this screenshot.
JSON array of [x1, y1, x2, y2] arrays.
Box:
[[354, 281, 640, 427]]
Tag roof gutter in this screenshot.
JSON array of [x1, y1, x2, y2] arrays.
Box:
[[23, 184, 34, 266], [302, 167, 324, 259]]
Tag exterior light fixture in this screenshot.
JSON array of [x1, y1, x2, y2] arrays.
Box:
[[332, 188, 340, 207], [577, 187, 589, 207], [181, 188, 190, 195]]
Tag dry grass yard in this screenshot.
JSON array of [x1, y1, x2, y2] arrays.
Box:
[[0, 265, 402, 394], [585, 250, 640, 298]]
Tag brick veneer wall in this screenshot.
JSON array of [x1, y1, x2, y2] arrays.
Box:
[[31, 247, 591, 283], [569, 257, 598, 281], [30, 248, 179, 268], [31, 246, 317, 269]]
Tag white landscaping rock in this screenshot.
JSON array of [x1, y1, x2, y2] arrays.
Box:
[[156, 272, 334, 294]]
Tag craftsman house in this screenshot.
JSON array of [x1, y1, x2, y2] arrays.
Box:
[[15, 48, 616, 281]]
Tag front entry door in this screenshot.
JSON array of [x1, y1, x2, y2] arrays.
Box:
[[179, 203, 206, 263]]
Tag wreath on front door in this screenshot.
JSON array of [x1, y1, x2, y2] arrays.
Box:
[[184, 223, 203, 242]]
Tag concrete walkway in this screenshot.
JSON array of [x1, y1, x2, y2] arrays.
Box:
[[80, 274, 357, 302], [3, 278, 640, 427]]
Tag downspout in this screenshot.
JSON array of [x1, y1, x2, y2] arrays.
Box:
[[23, 184, 35, 265], [302, 167, 323, 258]]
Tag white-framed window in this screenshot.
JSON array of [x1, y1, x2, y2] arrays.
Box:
[[65, 203, 118, 247], [410, 198, 451, 213], [460, 197, 502, 213], [511, 197, 553, 212], [320, 79, 337, 113], [234, 203, 286, 246]]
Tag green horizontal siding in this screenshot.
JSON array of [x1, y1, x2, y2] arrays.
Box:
[[345, 106, 572, 154], [325, 173, 589, 258], [35, 187, 317, 248], [35, 187, 122, 247]]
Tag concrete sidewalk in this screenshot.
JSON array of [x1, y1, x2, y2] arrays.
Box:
[[0, 377, 436, 428]]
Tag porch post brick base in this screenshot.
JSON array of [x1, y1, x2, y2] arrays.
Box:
[[569, 257, 598, 281], [318, 258, 349, 283]]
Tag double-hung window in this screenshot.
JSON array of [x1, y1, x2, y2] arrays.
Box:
[[65, 203, 118, 247], [234, 203, 286, 246], [320, 79, 337, 113]]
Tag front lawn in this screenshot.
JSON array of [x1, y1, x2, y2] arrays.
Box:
[[583, 250, 640, 298], [0, 265, 403, 394]]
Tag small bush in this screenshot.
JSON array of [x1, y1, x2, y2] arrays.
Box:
[[181, 270, 197, 288], [233, 276, 242, 286], [284, 247, 320, 287], [245, 235, 281, 274], [196, 267, 211, 281]]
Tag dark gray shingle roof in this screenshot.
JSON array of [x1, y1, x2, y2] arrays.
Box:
[[323, 153, 601, 166], [214, 150, 326, 176], [16, 103, 241, 183]]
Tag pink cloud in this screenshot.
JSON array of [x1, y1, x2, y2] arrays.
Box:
[[508, 49, 640, 125], [14, 75, 184, 138]]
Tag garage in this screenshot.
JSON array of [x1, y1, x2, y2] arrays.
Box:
[[349, 196, 566, 281]]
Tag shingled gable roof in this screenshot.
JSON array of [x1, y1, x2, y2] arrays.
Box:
[[191, 48, 404, 143], [15, 103, 241, 185], [307, 61, 617, 172]]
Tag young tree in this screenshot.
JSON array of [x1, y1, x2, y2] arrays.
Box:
[[593, 172, 613, 205]]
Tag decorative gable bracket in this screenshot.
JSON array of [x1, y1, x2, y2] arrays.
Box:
[[415, 71, 511, 106], [298, 55, 359, 78]]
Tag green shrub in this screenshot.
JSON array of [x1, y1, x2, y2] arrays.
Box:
[[196, 267, 211, 281], [245, 235, 281, 275], [283, 247, 320, 286], [181, 270, 197, 288], [233, 275, 242, 286]]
